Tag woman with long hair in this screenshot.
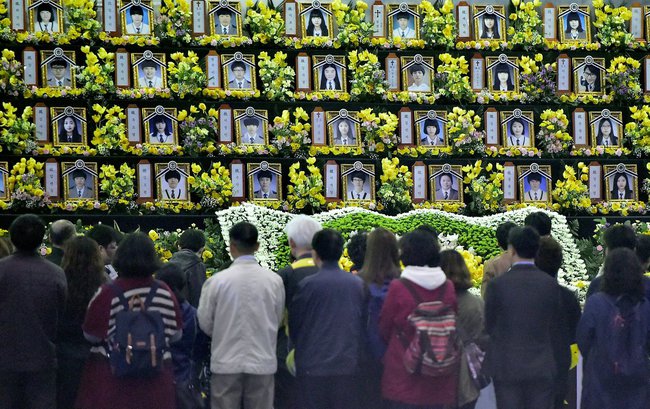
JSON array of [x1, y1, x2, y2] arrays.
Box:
[[596, 117, 616, 146], [58, 115, 82, 143], [421, 118, 442, 146], [610, 172, 634, 200], [492, 63, 514, 91], [305, 8, 328, 37], [565, 11, 585, 40], [508, 117, 527, 146], [480, 13, 500, 39], [319, 62, 341, 91]]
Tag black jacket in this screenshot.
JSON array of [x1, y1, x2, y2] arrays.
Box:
[[169, 249, 207, 308]]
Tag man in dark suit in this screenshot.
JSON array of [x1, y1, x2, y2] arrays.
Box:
[[228, 61, 252, 90], [434, 172, 459, 200], [47, 58, 72, 88], [347, 171, 369, 200], [163, 169, 186, 200], [253, 170, 277, 199], [68, 169, 94, 199], [485, 226, 563, 409], [215, 8, 238, 35]]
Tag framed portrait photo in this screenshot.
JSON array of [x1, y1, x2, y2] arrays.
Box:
[[0, 162, 9, 201], [558, 4, 591, 43], [500, 109, 534, 147], [142, 106, 178, 145], [299, 1, 333, 39], [208, 0, 242, 37], [414, 110, 447, 147], [429, 164, 463, 202], [387, 3, 420, 40], [589, 109, 623, 148], [131, 50, 167, 89], [247, 161, 282, 201], [486, 54, 519, 94], [604, 164, 638, 202], [155, 162, 190, 201], [518, 163, 552, 203], [29, 0, 63, 33], [51, 106, 87, 146], [235, 107, 268, 146], [119, 0, 153, 35], [222, 52, 256, 91], [572, 56, 605, 95], [62, 161, 98, 201], [401, 54, 434, 93], [40, 48, 76, 88], [327, 109, 361, 147], [312, 54, 347, 92], [341, 162, 375, 202], [472, 5, 506, 41], [646, 6, 650, 42]]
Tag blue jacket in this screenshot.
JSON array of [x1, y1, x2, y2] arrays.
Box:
[[365, 280, 391, 361], [289, 262, 365, 376]]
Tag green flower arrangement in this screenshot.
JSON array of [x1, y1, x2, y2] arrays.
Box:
[[0, 50, 27, 96], [358, 108, 398, 153], [155, 0, 192, 45], [593, 0, 634, 48], [625, 106, 650, 156], [332, 0, 374, 47], [518, 54, 557, 103], [606, 56, 642, 102], [63, 0, 102, 40], [188, 162, 233, 209], [462, 160, 504, 215], [257, 51, 295, 101], [7, 158, 49, 209], [378, 157, 413, 215], [91, 104, 128, 156], [0, 3, 14, 42], [269, 108, 311, 153], [536, 109, 573, 155], [447, 107, 485, 155], [245, 0, 285, 45], [0, 104, 37, 154], [348, 50, 388, 101], [168, 51, 206, 98], [178, 104, 219, 156], [507, 0, 543, 49], [99, 163, 138, 212], [76, 46, 115, 96], [420, 0, 456, 49], [434, 53, 474, 102], [286, 157, 325, 213], [551, 163, 591, 212]]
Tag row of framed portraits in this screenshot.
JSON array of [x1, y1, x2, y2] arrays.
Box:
[[31, 104, 627, 151], [30, 159, 641, 204], [12, 0, 650, 44]]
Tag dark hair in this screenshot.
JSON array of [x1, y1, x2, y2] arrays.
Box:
[[346, 231, 368, 271], [350, 171, 366, 183], [10, 214, 45, 252], [597, 117, 614, 140], [113, 232, 161, 277], [312, 229, 344, 263], [229, 222, 258, 253], [141, 60, 157, 70], [527, 172, 542, 183], [612, 172, 629, 192], [216, 8, 232, 16], [582, 65, 600, 91], [481, 13, 500, 38], [400, 230, 440, 267], [50, 58, 67, 69], [86, 224, 120, 248], [129, 5, 144, 16], [71, 169, 87, 180], [360, 228, 400, 285], [408, 64, 425, 75], [440, 249, 472, 291], [509, 118, 526, 137], [395, 11, 410, 21], [59, 116, 81, 139], [438, 172, 453, 185], [565, 11, 584, 33], [492, 63, 513, 90], [243, 117, 259, 127], [319, 63, 341, 89], [535, 237, 563, 278], [61, 236, 105, 319], [230, 61, 246, 71], [49, 219, 76, 246], [256, 170, 273, 181], [164, 170, 181, 182], [601, 248, 644, 299], [636, 234, 650, 269], [152, 114, 169, 126], [306, 8, 328, 36], [423, 119, 440, 136], [156, 262, 186, 302], [178, 229, 205, 252], [603, 224, 636, 251], [495, 221, 517, 250], [36, 3, 54, 21], [508, 226, 540, 259], [414, 225, 439, 241], [524, 211, 552, 236], [336, 118, 352, 139]]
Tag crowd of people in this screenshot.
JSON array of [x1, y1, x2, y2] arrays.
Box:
[[1, 211, 650, 409]]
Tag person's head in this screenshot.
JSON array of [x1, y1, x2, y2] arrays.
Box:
[[350, 171, 366, 193], [61, 236, 105, 315], [113, 232, 161, 277], [141, 60, 157, 79], [284, 215, 322, 257], [508, 226, 540, 260], [399, 229, 440, 267], [61, 116, 78, 136], [494, 63, 511, 87], [598, 118, 613, 139], [37, 3, 54, 22], [50, 58, 67, 80], [309, 8, 324, 27], [613, 172, 629, 192], [524, 211, 552, 237], [153, 115, 168, 134], [601, 247, 644, 299], [243, 117, 259, 134], [346, 231, 367, 271], [49, 219, 76, 248], [229, 222, 259, 257], [10, 214, 45, 252], [535, 236, 563, 278], [256, 170, 273, 193], [337, 119, 351, 138], [495, 221, 517, 250], [509, 118, 525, 137], [395, 11, 410, 29], [409, 64, 425, 84], [423, 119, 439, 138], [482, 13, 498, 34], [414, 224, 439, 241], [565, 11, 583, 32], [603, 224, 636, 253], [178, 229, 205, 253], [217, 8, 232, 27], [438, 173, 453, 191], [165, 170, 181, 189], [361, 228, 400, 284], [129, 5, 144, 24], [527, 172, 543, 191], [635, 234, 650, 271], [71, 169, 87, 189], [311, 228, 344, 265], [156, 262, 186, 302], [583, 64, 599, 86], [231, 61, 247, 80], [86, 224, 121, 265], [322, 63, 338, 82], [440, 249, 473, 291]]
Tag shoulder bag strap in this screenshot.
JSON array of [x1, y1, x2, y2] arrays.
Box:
[[143, 280, 160, 311], [109, 282, 129, 310], [400, 278, 422, 304]]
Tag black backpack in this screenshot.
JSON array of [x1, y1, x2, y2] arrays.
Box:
[[108, 281, 166, 378]]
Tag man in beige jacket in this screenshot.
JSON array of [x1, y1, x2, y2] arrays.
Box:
[[481, 221, 516, 298]]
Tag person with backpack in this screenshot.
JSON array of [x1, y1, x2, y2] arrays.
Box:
[[169, 228, 207, 308], [577, 247, 650, 409], [75, 232, 183, 409], [379, 229, 459, 409]]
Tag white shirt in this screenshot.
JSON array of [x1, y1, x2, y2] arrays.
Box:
[[408, 82, 430, 92], [392, 27, 415, 38], [138, 76, 163, 88]]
